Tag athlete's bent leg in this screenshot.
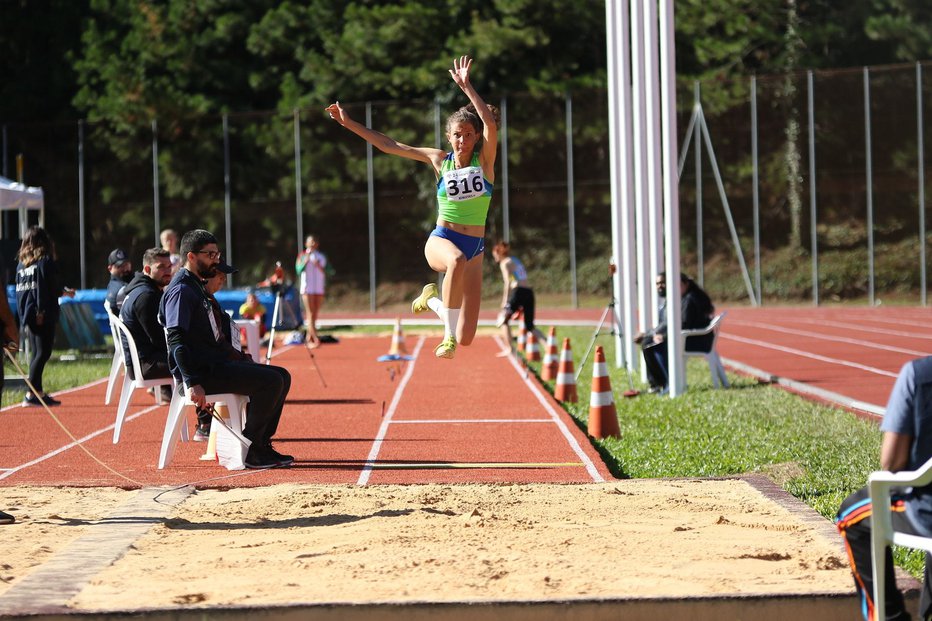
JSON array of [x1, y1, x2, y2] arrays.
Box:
[[456, 254, 484, 346]]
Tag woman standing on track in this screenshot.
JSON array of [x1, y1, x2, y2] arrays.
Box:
[[326, 55, 498, 360], [492, 241, 545, 353], [295, 234, 328, 349], [15, 226, 74, 407]]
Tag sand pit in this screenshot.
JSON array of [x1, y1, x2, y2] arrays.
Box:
[[0, 477, 855, 615]]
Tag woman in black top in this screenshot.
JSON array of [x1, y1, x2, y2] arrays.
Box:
[[15, 226, 73, 406]]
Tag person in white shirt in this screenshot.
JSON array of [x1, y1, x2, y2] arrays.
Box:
[[295, 234, 328, 348]]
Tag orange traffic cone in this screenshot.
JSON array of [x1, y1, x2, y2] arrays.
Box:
[[525, 329, 541, 362], [541, 327, 559, 381], [554, 338, 577, 402], [588, 346, 620, 439], [516, 323, 527, 353]]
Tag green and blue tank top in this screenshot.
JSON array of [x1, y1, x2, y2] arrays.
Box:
[[436, 152, 492, 226]]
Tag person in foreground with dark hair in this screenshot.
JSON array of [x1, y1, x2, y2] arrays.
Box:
[[635, 272, 715, 393], [837, 357, 932, 621], [159, 229, 293, 469], [327, 55, 498, 361], [15, 225, 74, 407]]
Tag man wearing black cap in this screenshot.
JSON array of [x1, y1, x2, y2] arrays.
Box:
[[106, 248, 133, 314], [159, 229, 293, 469]]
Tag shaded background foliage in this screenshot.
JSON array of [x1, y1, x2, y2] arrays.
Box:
[[1, 0, 930, 304]]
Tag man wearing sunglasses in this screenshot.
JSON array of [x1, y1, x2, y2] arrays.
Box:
[[159, 229, 293, 469]]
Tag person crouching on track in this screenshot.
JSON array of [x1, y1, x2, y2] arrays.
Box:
[[159, 229, 293, 469]]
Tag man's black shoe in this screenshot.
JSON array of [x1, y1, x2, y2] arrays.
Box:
[[0, 510, 14, 525], [244, 446, 280, 469], [265, 443, 295, 466]]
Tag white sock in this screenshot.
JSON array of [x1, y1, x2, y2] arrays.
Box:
[[427, 296, 443, 317], [443, 307, 461, 340]]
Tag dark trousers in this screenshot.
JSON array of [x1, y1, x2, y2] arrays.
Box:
[[198, 361, 291, 445], [837, 486, 932, 620], [505, 287, 536, 331], [25, 321, 55, 394], [641, 341, 668, 388]]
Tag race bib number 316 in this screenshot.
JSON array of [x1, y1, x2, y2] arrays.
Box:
[[443, 166, 485, 202]]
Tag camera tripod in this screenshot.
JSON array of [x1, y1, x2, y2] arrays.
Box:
[[264, 283, 301, 365], [576, 297, 639, 396]]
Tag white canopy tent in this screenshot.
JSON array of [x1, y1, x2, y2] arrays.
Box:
[[0, 175, 45, 238]]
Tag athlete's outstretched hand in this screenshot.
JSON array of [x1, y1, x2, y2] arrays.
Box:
[[449, 55, 473, 89], [325, 102, 349, 126]]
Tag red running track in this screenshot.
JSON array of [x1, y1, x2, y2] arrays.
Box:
[[718, 306, 932, 415], [0, 335, 612, 488]]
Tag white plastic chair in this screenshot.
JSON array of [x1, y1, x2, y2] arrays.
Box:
[[868, 457, 932, 621], [111, 316, 174, 443], [104, 305, 125, 405], [158, 389, 250, 470], [682, 312, 729, 388]]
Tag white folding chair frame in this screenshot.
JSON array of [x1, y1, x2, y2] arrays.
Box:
[[104, 305, 125, 405], [868, 458, 932, 621], [111, 316, 173, 443], [681, 311, 730, 388], [158, 390, 250, 469]]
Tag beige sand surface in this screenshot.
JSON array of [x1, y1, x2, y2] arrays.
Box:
[[0, 478, 854, 611]]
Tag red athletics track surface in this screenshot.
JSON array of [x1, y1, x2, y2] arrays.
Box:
[[717, 305, 932, 415], [0, 335, 611, 488]]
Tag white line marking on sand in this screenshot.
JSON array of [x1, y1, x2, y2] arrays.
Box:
[[356, 336, 425, 486], [496, 336, 604, 483]]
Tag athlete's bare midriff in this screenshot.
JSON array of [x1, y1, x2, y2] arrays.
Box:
[[437, 219, 485, 238]]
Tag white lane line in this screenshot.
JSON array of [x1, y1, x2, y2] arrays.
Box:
[[720, 333, 900, 378], [392, 418, 553, 424], [777, 317, 932, 341], [495, 336, 604, 483], [356, 336, 425, 486], [727, 320, 930, 357], [0, 377, 110, 412], [0, 403, 163, 481]]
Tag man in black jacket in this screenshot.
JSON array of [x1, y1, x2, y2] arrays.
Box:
[[159, 229, 293, 469], [120, 248, 174, 406]]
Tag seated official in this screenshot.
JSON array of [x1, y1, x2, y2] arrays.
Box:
[[159, 229, 293, 469], [635, 272, 714, 392]]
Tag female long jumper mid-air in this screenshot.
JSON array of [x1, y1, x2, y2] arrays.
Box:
[[326, 55, 498, 359]]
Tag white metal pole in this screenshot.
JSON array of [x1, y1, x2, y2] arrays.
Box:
[[616, 0, 638, 372], [630, 0, 650, 380], [644, 0, 665, 327], [659, 0, 684, 396], [605, 0, 622, 368]]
